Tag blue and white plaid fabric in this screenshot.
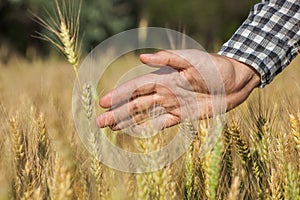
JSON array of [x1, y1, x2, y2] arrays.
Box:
[[218, 0, 300, 87]]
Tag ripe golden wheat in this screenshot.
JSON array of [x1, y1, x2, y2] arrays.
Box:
[[0, 0, 298, 199]]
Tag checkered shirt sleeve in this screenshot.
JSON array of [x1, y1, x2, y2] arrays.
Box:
[[218, 0, 300, 87]]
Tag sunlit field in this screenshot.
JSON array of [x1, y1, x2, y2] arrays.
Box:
[[0, 54, 299, 199]]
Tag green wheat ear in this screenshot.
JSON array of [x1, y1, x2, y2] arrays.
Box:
[[33, 0, 82, 80]]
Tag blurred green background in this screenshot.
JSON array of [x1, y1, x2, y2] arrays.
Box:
[[0, 0, 259, 61]]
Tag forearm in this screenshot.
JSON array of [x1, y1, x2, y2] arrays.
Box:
[[218, 0, 300, 87]]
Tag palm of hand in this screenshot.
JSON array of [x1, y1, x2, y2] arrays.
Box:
[[97, 49, 259, 132]]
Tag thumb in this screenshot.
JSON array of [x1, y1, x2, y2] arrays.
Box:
[[140, 50, 192, 70]]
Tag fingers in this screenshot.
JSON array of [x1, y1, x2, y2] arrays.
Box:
[[114, 113, 180, 134], [140, 51, 193, 70], [110, 105, 167, 131], [98, 50, 196, 132], [97, 93, 162, 128], [99, 75, 157, 108], [100, 50, 190, 109]]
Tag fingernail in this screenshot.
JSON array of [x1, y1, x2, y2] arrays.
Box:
[[96, 116, 103, 127], [142, 53, 153, 57], [111, 126, 119, 131], [140, 54, 154, 59], [99, 94, 111, 108]]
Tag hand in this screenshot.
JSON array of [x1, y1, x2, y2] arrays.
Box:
[[96, 49, 260, 132]]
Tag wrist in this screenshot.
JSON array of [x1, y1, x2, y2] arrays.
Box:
[[223, 55, 260, 91], [209, 54, 261, 110]]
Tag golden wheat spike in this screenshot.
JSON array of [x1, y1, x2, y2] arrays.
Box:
[[9, 117, 26, 167], [136, 173, 152, 200], [229, 125, 251, 165], [165, 166, 178, 200], [36, 112, 49, 164], [153, 168, 168, 200], [33, 0, 81, 80], [81, 83, 94, 120], [270, 168, 284, 200], [89, 131, 108, 200], [227, 176, 240, 200], [284, 163, 300, 199], [125, 173, 136, 199], [9, 116, 27, 198], [184, 145, 195, 200], [216, 127, 233, 200], [50, 156, 73, 200], [290, 114, 300, 156]]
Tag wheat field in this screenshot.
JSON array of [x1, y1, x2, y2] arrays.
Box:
[[0, 54, 299, 200]]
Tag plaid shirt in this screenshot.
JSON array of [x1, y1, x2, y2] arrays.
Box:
[[218, 0, 300, 87]]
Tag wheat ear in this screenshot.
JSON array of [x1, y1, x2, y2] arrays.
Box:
[[50, 156, 73, 200], [36, 113, 49, 167], [81, 82, 107, 199], [135, 135, 157, 200], [207, 138, 222, 199], [182, 120, 209, 200], [290, 114, 300, 157], [229, 123, 260, 199], [9, 116, 27, 199], [216, 126, 233, 199], [284, 163, 300, 199], [227, 176, 240, 200], [33, 0, 82, 81]]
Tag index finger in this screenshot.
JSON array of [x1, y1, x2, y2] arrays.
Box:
[[140, 50, 193, 70]]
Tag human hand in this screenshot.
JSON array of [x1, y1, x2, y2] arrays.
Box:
[[96, 49, 260, 132]]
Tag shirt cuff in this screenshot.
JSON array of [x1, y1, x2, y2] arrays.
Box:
[[218, 1, 300, 88], [218, 25, 293, 88]]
